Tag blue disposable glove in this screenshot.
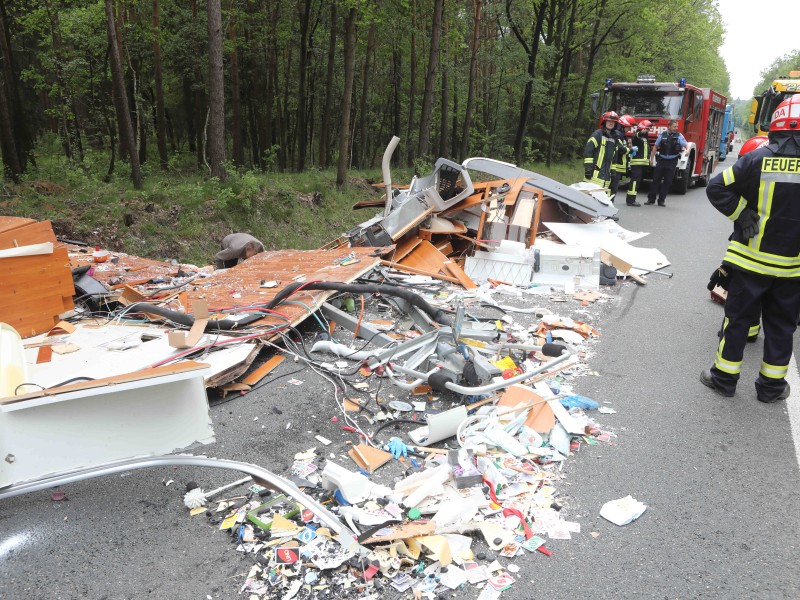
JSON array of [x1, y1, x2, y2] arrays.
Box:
[[630, 147, 638, 157], [386, 437, 409, 459], [559, 394, 599, 410]]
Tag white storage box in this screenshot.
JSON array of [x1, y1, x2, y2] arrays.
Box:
[[532, 245, 600, 290], [464, 250, 533, 286]]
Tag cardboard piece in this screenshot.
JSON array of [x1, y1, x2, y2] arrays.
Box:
[[497, 384, 555, 433], [168, 300, 209, 349], [600, 250, 646, 285], [348, 444, 393, 473]]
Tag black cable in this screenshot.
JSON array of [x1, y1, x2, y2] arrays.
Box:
[[50, 376, 96, 388], [14, 383, 45, 395], [370, 418, 425, 441]]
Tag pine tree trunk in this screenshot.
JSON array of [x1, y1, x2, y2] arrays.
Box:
[[295, 0, 312, 170], [0, 0, 30, 171], [105, 0, 142, 189], [152, 0, 169, 170], [355, 22, 375, 168], [206, 0, 227, 180], [230, 20, 244, 167], [416, 0, 443, 159], [319, 3, 337, 168], [459, 0, 481, 161], [405, 0, 417, 166], [336, 7, 358, 188]]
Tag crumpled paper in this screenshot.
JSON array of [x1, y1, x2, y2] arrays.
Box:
[[599, 495, 647, 526]]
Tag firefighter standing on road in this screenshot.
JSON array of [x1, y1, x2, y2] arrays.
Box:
[[584, 111, 619, 192], [609, 115, 632, 200], [700, 96, 800, 403], [625, 118, 652, 207], [646, 119, 687, 206]]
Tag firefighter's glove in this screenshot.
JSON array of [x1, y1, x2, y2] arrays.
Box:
[[584, 166, 593, 180], [707, 265, 730, 292], [735, 209, 760, 240]]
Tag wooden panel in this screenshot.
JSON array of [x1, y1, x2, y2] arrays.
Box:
[[398, 240, 449, 275], [0, 216, 36, 234], [0, 220, 58, 249]]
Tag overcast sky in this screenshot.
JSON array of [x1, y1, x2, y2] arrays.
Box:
[[717, 0, 800, 99]]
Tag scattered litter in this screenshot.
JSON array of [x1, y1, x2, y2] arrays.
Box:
[[600, 495, 648, 526]]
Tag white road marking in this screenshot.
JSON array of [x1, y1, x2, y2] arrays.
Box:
[[785, 354, 800, 471]]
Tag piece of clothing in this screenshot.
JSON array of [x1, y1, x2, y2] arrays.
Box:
[[707, 136, 800, 278], [626, 164, 645, 203], [709, 269, 800, 400], [648, 156, 678, 203], [215, 233, 265, 269], [654, 131, 687, 159], [583, 128, 616, 189]]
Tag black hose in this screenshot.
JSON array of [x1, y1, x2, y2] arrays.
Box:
[[124, 302, 262, 331], [265, 281, 451, 326]]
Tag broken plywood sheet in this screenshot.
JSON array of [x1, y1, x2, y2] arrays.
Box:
[[184, 247, 380, 322], [68, 247, 180, 288], [21, 321, 258, 390]]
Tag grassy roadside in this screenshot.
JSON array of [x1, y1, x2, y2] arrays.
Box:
[[0, 148, 584, 266]]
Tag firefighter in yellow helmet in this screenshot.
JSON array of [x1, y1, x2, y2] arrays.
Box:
[[700, 96, 800, 403]]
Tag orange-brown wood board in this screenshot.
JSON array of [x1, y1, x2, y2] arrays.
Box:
[[182, 247, 381, 329], [0, 219, 75, 338]]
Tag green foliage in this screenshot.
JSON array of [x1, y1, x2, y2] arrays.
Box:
[[753, 50, 800, 97]]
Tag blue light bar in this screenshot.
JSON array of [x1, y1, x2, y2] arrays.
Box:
[[606, 78, 613, 88], [679, 77, 686, 87]]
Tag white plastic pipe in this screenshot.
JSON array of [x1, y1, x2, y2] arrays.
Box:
[[382, 136, 401, 216]]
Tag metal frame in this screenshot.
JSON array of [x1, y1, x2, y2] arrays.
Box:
[[0, 454, 360, 553]]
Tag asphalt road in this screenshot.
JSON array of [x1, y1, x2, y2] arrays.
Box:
[[1, 162, 799, 600]]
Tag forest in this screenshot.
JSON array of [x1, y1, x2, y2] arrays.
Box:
[[0, 0, 733, 190]]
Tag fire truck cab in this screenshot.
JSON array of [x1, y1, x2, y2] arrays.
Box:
[[593, 76, 727, 194]]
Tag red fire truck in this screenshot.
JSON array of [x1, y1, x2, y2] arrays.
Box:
[[593, 76, 728, 194]]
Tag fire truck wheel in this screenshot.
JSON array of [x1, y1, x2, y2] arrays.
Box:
[[695, 161, 712, 188]]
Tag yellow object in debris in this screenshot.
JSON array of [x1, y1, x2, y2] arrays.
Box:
[[490, 356, 518, 371]]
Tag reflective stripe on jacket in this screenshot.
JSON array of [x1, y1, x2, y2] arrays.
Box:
[[584, 129, 615, 185]]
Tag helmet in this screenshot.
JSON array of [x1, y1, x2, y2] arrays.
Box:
[[638, 119, 653, 130], [770, 95, 800, 132], [618, 114, 636, 127], [738, 135, 768, 158], [601, 111, 619, 123]]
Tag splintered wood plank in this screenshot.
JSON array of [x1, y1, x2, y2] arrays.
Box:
[[443, 260, 477, 289], [241, 355, 286, 386]]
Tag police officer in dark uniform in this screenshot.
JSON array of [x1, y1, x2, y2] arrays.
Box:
[[584, 111, 618, 192], [700, 95, 800, 403], [625, 118, 652, 207], [646, 119, 687, 206]]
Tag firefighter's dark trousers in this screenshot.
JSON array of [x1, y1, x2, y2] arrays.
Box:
[[648, 157, 678, 204], [710, 269, 800, 400], [626, 165, 645, 204]]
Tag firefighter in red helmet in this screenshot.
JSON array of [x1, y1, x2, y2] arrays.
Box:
[[737, 135, 769, 159], [625, 118, 652, 207], [583, 111, 619, 191], [701, 95, 800, 403]]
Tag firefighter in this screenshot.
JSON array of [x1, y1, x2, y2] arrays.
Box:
[[609, 115, 632, 200], [706, 135, 771, 342], [646, 119, 687, 206], [625, 118, 652, 207], [584, 111, 618, 192], [700, 95, 800, 403]]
